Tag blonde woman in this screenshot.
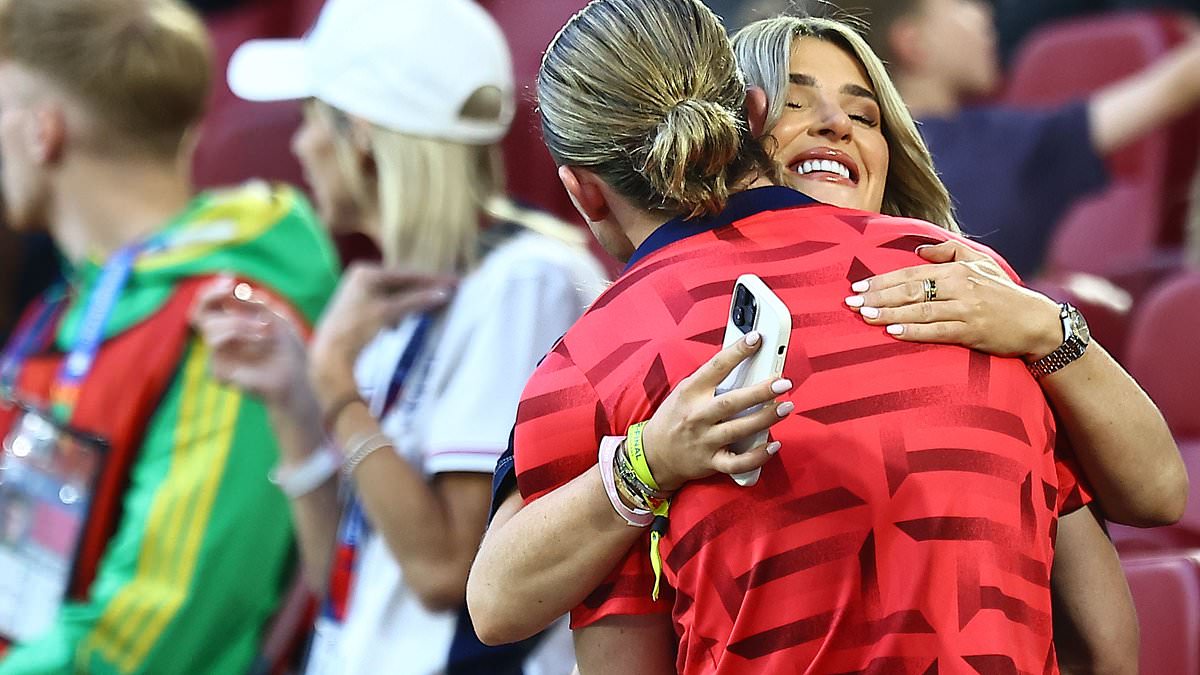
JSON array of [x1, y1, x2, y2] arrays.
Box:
[[466, 4, 1179, 672], [189, 0, 603, 673]]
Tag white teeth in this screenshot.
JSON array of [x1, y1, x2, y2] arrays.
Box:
[[793, 158, 852, 180]]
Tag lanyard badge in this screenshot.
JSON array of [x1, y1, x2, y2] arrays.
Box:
[[0, 241, 150, 643], [0, 399, 107, 643]]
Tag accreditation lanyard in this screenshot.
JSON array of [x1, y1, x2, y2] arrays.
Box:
[[48, 242, 157, 421], [1, 240, 155, 420], [322, 313, 435, 623]]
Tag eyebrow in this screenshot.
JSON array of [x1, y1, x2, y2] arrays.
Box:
[[788, 73, 878, 103]]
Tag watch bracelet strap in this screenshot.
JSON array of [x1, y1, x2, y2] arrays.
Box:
[[1028, 334, 1087, 379]]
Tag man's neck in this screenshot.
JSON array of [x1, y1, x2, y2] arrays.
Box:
[[50, 155, 193, 264], [895, 73, 962, 119]]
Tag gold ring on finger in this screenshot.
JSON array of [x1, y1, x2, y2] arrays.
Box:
[[922, 278, 937, 303]]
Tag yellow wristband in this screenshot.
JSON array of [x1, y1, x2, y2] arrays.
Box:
[[625, 421, 661, 492]]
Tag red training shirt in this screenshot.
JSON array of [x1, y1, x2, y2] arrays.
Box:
[[514, 187, 1090, 675]]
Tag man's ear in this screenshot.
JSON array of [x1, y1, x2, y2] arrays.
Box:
[[558, 165, 610, 224], [31, 106, 65, 165], [745, 86, 769, 137]]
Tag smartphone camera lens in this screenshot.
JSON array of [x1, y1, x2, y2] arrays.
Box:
[[733, 307, 745, 325]]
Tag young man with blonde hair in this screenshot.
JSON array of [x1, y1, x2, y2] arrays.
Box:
[[0, 0, 338, 672]]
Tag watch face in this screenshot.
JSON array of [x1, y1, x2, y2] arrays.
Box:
[[1069, 308, 1090, 344]]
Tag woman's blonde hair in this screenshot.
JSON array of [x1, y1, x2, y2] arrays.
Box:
[[732, 14, 959, 232], [538, 0, 780, 219], [308, 89, 572, 273]]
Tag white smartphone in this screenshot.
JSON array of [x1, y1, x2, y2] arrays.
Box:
[[714, 274, 791, 487]]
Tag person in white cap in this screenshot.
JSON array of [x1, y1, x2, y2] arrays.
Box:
[[191, 0, 606, 673]]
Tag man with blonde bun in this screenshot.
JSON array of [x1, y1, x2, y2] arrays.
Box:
[[0, 0, 338, 672]]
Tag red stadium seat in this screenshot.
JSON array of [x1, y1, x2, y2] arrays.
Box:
[[482, 0, 589, 225], [192, 100, 306, 190], [203, 0, 297, 112], [1125, 272, 1200, 439], [482, 0, 619, 273], [1120, 552, 1200, 675], [1005, 11, 1200, 276], [1109, 272, 1200, 553]]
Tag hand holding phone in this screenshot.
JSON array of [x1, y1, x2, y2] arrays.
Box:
[[716, 274, 791, 487]]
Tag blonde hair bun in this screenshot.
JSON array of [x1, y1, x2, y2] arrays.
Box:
[[644, 99, 743, 218]]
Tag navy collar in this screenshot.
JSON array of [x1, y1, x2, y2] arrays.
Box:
[[624, 186, 818, 271]]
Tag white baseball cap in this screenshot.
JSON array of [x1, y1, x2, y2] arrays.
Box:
[[228, 0, 515, 144]]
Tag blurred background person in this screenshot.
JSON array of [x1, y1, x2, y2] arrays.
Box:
[[192, 0, 605, 673], [0, 0, 340, 673], [821, 0, 1200, 277]]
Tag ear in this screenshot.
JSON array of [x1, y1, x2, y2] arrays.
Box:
[[745, 86, 769, 137], [31, 106, 65, 165], [558, 165, 610, 224], [887, 17, 925, 72], [347, 115, 377, 176]]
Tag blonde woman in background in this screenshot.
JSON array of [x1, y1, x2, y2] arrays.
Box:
[[468, 6, 1181, 673], [190, 0, 603, 673]]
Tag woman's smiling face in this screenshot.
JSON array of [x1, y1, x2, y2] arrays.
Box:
[[770, 37, 889, 213]]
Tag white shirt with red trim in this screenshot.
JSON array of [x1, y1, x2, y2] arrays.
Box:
[[330, 229, 606, 675]]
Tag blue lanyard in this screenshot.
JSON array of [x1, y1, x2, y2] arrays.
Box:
[[50, 240, 159, 419], [322, 313, 436, 621]]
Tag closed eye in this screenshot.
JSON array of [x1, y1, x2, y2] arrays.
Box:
[[850, 114, 878, 127]]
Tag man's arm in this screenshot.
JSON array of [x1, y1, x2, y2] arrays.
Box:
[[1090, 37, 1200, 155]]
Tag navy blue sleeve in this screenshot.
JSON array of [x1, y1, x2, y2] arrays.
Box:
[[919, 101, 1110, 277], [488, 433, 517, 523]]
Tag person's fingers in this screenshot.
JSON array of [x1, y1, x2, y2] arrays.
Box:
[[363, 265, 458, 293], [915, 239, 988, 264], [700, 376, 792, 423], [708, 400, 794, 447], [378, 287, 455, 326], [709, 439, 782, 476], [190, 276, 240, 321], [848, 261, 945, 296], [849, 273, 959, 310], [686, 331, 763, 390], [858, 300, 971, 327], [880, 321, 971, 344]]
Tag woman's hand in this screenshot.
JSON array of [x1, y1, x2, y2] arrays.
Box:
[[308, 263, 456, 406], [641, 332, 793, 492], [190, 276, 309, 406], [844, 240, 1063, 361]]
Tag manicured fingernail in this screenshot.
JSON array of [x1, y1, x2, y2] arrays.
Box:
[[766, 441, 782, 455], [886, 324, 905, 335], [771, 378, 793, 394], [860, 306, 880, 319], [776, 401, 795, 416], [845, 295, 865, 308], [233, 282, 254, 302], [744, 331, 761, 346], [851, 280, 870, 293], [915, 244, 934, 254]]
